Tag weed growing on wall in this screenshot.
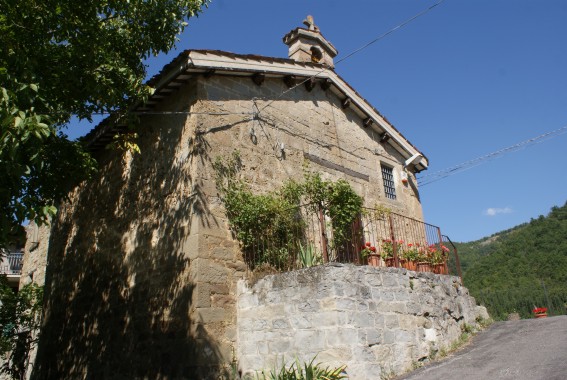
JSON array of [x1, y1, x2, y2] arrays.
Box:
[[212, 152, 363, 270], [212, 151, 304, 269], [303, 173, 363, 251]]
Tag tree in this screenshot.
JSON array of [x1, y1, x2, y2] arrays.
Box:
[[0, 278, 43, 379], [0, 0, 209, 247]]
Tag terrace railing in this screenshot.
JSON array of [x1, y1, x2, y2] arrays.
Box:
[[239, 204, 462, 281], [0, 252, 24, 275]]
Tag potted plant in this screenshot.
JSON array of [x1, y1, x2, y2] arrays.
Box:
[[381, 239, 394, 267], [403, 243, 420, 271], [416, 244, 432, 272], [533, 307, 548, 319], [381, 239, 404, 267], [360, 242, 379, 267], [429, 244, 450, 274]]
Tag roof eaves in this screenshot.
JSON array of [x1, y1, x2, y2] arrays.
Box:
[[85, 49, 428, 170]]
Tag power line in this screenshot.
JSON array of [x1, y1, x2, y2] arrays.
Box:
[[57, 110, 255, 118], [418, 124, 567, 187], [334, 0, 446, 66], [257, 0, 447, 113], [54, 1, 446, 120]]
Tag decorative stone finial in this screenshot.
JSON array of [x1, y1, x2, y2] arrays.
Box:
[[283, 16, 338, 67], [302, 15, 319, 32]]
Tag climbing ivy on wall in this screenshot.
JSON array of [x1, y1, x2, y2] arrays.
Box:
[[212, 151, 363, 270]]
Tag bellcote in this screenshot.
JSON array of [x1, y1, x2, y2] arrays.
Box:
[[283, 16, 338, 68]]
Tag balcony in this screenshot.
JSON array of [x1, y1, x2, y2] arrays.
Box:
[[1, 251, 23, 289]]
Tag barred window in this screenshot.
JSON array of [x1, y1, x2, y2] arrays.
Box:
[[381, 164, 396, 200]]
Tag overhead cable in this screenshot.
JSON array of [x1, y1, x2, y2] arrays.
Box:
[[418, 124, 567, 187], [258, 0, 447, 113]]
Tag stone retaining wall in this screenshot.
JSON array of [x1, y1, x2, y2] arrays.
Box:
[[237, 264, 488, 379]]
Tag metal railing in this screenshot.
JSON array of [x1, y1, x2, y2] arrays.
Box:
[[0, 252, 23, 275], [238, 204, 462, 279]]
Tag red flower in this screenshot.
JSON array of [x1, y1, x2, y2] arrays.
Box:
[[370, 246, 376, 252], [366, 242, 371, 247]]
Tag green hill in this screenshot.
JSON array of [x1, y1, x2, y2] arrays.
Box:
[[455, 201, 567, 320]]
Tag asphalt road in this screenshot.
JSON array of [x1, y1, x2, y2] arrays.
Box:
[[398, 315, 567, 380]]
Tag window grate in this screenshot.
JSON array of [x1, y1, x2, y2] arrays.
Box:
[[381, 165, 397, 200]]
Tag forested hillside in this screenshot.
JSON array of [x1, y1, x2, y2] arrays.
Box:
[[456, 202, 567, 320]]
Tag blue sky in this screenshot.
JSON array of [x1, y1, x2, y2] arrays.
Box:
[[68, 0, 567, 242]]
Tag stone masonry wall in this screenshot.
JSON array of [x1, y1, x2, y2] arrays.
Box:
[[32, 81, 237, 379], [33, 72, 429, 379], [195, 75, 424, 220], [21, 221, 50, 287], [237, 264, 488, 379]]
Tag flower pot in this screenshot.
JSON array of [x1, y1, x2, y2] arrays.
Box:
[[534, 312, 548, 319], [416, 262, 431, 272], [432, 263, 444, 274], [404, 260, 417, 271], [385, 257, 396, 267], [367, 253, 381, 267]]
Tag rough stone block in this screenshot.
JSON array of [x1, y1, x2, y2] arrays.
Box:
[[336, 297, 357, 310], [320, 297, 337, 310], [357, 300, 369, 311], [194, 282, 211, 308], [191, 258, 229, 284], [382, 329, 396, 344], [272, 318, 291, 330], [363, 328, 382, 346], [238, 293, 259, 309], [387, 301, 407, 314], [211, 294, 235, 308], [182, 234, 200, 259], [384, 314, 399, 329], [352, 346, 376, 362], [406, 301, 422, 316], [239, 339, 259, 356], [381, 273, 399, 287], [373, 314, 385, 329], [348, 312, 374, 328], [196, 307, 227, 323], [293, 330, 326, 352], [297, 299, 320, 312], [380, 291, 395, 302], [325, 327, 359, 346], [289, 315, 313, 329], [370, 287, 383, 301], [395, 330, 414, 343], [393, 289, 410, 302], [316, 347, 353, 363], [364, 272, 382, 287], [398, 315, 416, 331], [424, 328, 437, 342]]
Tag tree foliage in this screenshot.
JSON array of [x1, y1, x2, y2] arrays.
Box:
[[456, 201, 567, 319], [0, 0, 209, 247], [0, 279, 43, 379]]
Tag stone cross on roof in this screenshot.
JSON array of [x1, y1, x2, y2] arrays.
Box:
[[302, 15, 319, 32]]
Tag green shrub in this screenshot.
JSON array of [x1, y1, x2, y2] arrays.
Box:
[[255, 357, 347, 380]]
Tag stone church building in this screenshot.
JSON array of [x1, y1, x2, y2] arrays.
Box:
[[31, 18, 435, 379]]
